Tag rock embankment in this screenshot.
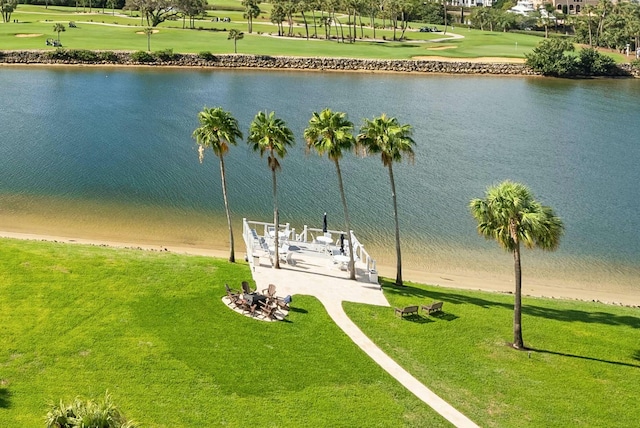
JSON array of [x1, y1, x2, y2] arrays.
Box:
[[1, 50, 638, 77]]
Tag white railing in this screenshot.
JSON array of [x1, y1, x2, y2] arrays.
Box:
[[243, 218, 377, 274]]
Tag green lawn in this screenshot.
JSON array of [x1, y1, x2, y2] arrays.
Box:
[[2, 4, 630, 62], [345, 278, 640, 428], [2, 238, 639, 426], [1, 5, 548, 59], [0, 238, 446, 427]]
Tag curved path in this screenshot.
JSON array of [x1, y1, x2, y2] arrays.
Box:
[[251, 260, 479, 428]]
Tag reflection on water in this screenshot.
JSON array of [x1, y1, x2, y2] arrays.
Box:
[[0, 67, 639, 292]]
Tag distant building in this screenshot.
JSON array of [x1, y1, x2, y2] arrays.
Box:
[[509, 0, 536, 15], [548, 0, 602, 14]]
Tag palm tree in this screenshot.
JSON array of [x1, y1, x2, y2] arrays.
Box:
[[228, 29, 244, 54], [247, 111, 295, 269], [304, 109, 357, 280], [53, 23, 65, 43], [142, 27, 155, 51], [192, 107, 243, 263], [357, 114, 415, 287], [469, 181, 564, 350], [242, 0, 261, 33]]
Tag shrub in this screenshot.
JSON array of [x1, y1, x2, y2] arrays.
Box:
[[153, 48, 176, 61], [630, 58, 640, 69], [48, 48, 70, 60], [525, 38, 577, 77], [576, 48, 616, 76], [69, 49, 98, 62], [45, 391, 137, 428], [130, 50, 156, 63], [198, 51, 216, 61], [98, 51, 118, 62]]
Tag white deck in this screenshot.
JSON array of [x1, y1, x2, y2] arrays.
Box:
[[250, 240, 389, 308], [243, 219, 388, 308]]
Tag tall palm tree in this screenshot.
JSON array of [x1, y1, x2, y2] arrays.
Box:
[[469, 181, 564, 350], [357, 114, 415, 287], [53, 23, 65, 43], [304, 108, 357, 280], [228, 29, 244, 53], [247, 111, 295, 269], [143, 27, 153, 51], [192, 107, 243, 263]]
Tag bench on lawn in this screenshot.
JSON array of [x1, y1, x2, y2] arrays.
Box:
[[394, 305, 419, 318], [421, 301, 443, 315]]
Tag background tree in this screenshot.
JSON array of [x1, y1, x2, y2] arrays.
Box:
[[296, 0, 311, 39], [247, 111, 295, 269], [1, 0, 17, 23], [143, 26, 153, 51], [242, 0, 261, 33], [228, 29, 244, 53], [192, 107, 243, 263], [177, 0, 206, 29], [53, 22, 66, 43], [304, 109, 357, 280], [357, 114, 415, 287], [470, 181, 563, 350], [125, 0, 179, 27], [525, 37, 576, 76], [270, 2, 286, 36]]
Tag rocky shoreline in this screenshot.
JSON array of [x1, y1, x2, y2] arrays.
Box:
[[2, 50, 638, 77]]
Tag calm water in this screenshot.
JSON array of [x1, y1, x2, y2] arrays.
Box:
[[1, 67, 639, 289]]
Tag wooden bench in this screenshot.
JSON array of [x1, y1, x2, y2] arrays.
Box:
[[394, 305, 419, 318], [421, 301, 443, 315]]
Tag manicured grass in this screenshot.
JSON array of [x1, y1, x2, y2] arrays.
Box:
[[3, 4, 629, 62], [0, 238, 446, 427], [2, 5, 548, 59], [345, 278, 640, 428]]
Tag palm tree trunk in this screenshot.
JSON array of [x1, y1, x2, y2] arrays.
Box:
[[371, 11, 376, 39], [335, 160, 356, 280], [388, 164, 402, 286], [219, 156, 235, 263], [271, 158, 280, 269], [511, 220, 524, 349], [301, 10, 309, 39], [312, 10, 318, 38]]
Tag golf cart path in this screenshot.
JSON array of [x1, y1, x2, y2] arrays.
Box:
[[252, 263, 479, 428]]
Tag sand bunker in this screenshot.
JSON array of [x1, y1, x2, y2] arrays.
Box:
[[426, 46, 457, 51], [15, 34, 43, 38], [413, 56, 526, 63], [135, 29, 159, 34]]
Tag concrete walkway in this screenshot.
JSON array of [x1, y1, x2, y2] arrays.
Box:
[[251, 260, 479, 428]]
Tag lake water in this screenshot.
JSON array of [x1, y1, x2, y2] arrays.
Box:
[[1, 66, 639, 293]]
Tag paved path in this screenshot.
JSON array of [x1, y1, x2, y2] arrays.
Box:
[[251, 260, 479, 428]]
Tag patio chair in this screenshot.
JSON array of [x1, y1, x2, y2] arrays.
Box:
[[225, 283, 241, 295], [244, 302, 258, 317], [242, 281, 255, 294], [261, 283, 277, 299], [261, 303, 278, 320], [276, 295, 292, 311], [231, 294, 248, 311], [225, 284, 241, 306]]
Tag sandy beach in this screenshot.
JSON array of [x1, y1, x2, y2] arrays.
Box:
[[2, 230, 638, 307]]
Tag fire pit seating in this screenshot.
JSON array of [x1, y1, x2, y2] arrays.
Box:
[[226, 282, 289, 321]]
